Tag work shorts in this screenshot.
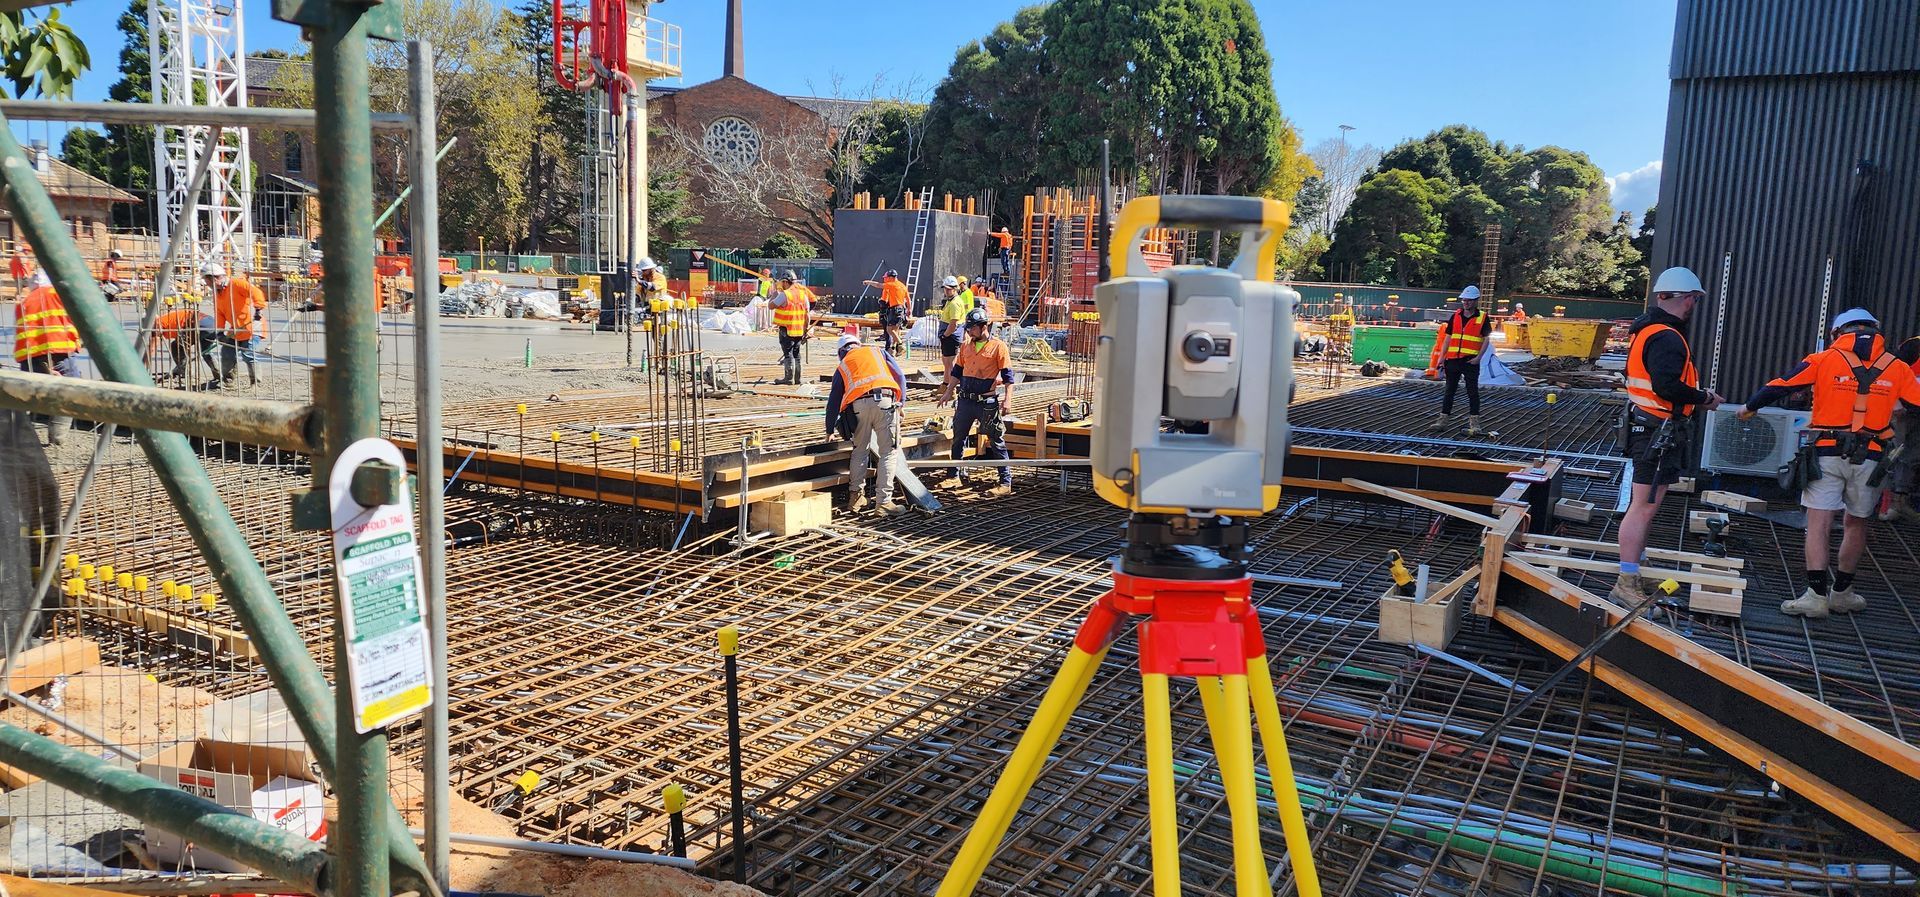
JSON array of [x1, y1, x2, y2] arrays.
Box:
[[939, 331, 960, 358], [1804, 455, 1882, 518], [881, 306, 905, 327], [1624, 426, 1688, 487]]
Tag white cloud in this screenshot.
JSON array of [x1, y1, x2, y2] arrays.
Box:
[[1607, 161, 1662, 224]]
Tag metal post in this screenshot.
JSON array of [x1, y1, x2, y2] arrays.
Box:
[[0, 106, 437, 897], [410, 39, 452, 895], [315, 3, 389, 894], [664, 784, 688, 858], [1097, 139, 1112, 284], [625, 87, 641, 369], [719, 625, 748, 883]]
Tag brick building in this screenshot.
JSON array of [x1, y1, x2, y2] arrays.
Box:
[[0, 142, 139, 259], [648, 0, 864, 251]]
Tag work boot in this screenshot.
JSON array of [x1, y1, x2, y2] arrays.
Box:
[[1828, 586, 1866, 614], [934, 473, 962, 489], [1465, 415, 1487, 437], [44, 416, 66, 447], [1607, 572, 1646, 605], [847, 494, 869, 514], [1429, 412, 1453, 431], [877, 501, 909, 517], [245, 361, 259, 387], [986, 483, 1013, 498], [1779, 587, 1830, 619]]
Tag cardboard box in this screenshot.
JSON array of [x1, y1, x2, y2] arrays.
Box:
[[137, 739, 326, 872], [749, 490, 832, 536]]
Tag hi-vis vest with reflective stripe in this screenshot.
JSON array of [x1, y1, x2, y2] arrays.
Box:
[[773, 288, 810, 336], [1439, 310, 1488, 360], [837, 346, 898, 409], [1789, 334, 1902, 451], [13, 287, 79, 362], [1625, 323, 1697, 420]]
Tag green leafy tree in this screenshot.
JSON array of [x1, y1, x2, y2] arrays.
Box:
[[1326, 169, 1450, 285], [647, 123, 700, 249], [757, 233, 818, 259], [0, 7, 87, 100], [512, 0, 583, 253], [919, 6, 1051, 202]]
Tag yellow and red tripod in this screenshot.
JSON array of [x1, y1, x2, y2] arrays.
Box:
[[936, 563, 1323, 896]]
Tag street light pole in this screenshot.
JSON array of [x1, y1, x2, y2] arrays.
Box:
[[1333, 123, 1356, 235]]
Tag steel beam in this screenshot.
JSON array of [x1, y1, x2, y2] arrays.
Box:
[[0, 370, 321, 452], [0, 98, 411, 131]]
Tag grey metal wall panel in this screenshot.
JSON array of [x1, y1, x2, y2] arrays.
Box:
[[831, 210, 990, 315], [1671, 0, 1920, 78], [1652, 72, 1920, 400]]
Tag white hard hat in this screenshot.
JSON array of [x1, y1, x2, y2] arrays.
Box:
[[30, 270, 49, 287], [942, 275, 959, 288], [1651, 266, 1704, 297], [785, 270, 801, 282], [1830, 307, 1878, 332], [200, 262, 227, 279], [1514, 301, 1525, 309], [1458, 285, 1481, 301], [638, 256, 657, 270], [836, 333, 861, 352]]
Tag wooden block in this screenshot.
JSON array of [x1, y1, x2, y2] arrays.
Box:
[[749, 491, 833, 536], [1672, 476, 1697, 493], [1688, 510, 1730, 534], [1553, 498, 1595, 522], [1688, 583, 1743, 617], [5, 639, 101, 695], [1701, 490, 1765, 514], [1380, 566, 1477, 649]]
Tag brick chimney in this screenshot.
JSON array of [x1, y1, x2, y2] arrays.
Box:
[[724, 0, 744, 79], [28, 140, 48, 174]]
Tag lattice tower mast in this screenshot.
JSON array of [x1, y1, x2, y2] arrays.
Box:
[[150, 0, 256, 277]]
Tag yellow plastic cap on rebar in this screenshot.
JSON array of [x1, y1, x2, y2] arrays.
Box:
[[718, 625, 739, 656], [550, 431, 561, 442], [161, 581, 177, 599], [1546, 392, 1559, 405], [62, 553, 78, 571], [670, 437, 682, 452], [630, 436, 641, 448], [78, 564, 95, 581], [514, 771, 540, 794], [133, 575, 150, 593], [1658, 578, 1680, 595], [200, 593, 217, 611], [64, 577, 83, 597], [116, 573, 133, 590], [97, 565, 114, 582], [663, 783, 686, 813], [516, 403, 528, 415]]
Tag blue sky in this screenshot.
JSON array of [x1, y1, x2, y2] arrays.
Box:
[[56, 0, 1676, 215]]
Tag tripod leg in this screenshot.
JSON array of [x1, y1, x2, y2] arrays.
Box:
[[936, 642, 1111, 897], [1207, 674, 1272, 896], [1141, 672, 1181, 897], [1248, 656, 1324, 897]]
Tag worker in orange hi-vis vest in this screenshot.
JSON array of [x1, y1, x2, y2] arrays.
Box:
[[12, 270, 80, 445], [1613, 266, 1725, 607], [202, 262, 269, 388], [154, 307, 217, 381], [861, 269, 911, 357], [1739, 307, 1920, 619], [824, 331, 909, 515], [769, 271, 815, 385], [1425, 285, 1493, 436]]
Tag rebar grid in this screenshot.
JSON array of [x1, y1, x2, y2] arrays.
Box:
[[1288, 379, 1625, 458]]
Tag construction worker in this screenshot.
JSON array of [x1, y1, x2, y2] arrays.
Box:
[[12, 270, 80, 446], [100, 249, 125, 299], [770, 271, 812, 385], [153, 307, 216, 382], [1427, 285, 1493, 436], [1738, 308, 1920, 618], [993, 226, 1014, 277], [754, 267, 775, 330], [1614, 267, 1724, 604], [1886, 333, 1920, 522], [1511, 301, 1528, 323], [203, 262, 268, 388], [938, 307, 1014, 497], [824, 331, 909, 515], [861, 269, 910, 356], [9, 247, 30, 299], [936, 275, 971, 372]]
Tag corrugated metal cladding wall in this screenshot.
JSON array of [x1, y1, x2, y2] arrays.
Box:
[[1653, 0, 1920, 400], [1671, 0, 1920, 78]]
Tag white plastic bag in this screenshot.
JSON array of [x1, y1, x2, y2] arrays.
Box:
[[909, 315, 941, 347], [1480, 350, 1525, 386]]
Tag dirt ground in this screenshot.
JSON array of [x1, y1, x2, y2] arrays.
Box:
[[0, 665, 218, 761]]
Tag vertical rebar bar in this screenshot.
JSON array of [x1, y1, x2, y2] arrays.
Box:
[[721, 624, 748, 883], [410, 38, 452, 894]]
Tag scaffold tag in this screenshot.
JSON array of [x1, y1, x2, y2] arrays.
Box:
[[330, 437, 434, 733]]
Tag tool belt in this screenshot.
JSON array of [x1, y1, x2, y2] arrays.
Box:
[[1779, 438, 1824, 492], [1622, 409, 1681, 464], [960, 392, 999, 404], [1813, 427, 1881, 464], [859, 388, 899, 411]]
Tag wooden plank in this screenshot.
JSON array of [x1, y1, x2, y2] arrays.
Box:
[[68, 592, 258, 661], [1505, 552, 1747, 590], [1553, 498, 1595, 522], [1672, 475, 1697, 493], [1380, 565, 1479, 649], [5, 638, 101, 694], [0, 873, 132, 896], [1473, 507, 1526, 617], [1688, 583, 1743, 617], [1517, 533, 1745, 571], [1688, 509, 1730, 534], [1340, 478, 1501, 528], [1701, 489, 1766, 514], [1283, 477, 1503, 509]]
